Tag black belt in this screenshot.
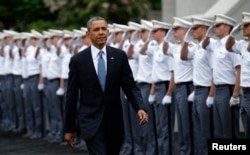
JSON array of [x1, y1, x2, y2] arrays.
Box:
[[138, 82, 150, 85], [242, 87, 250, 92], [195, 85, 210, 89], [28, 74, 39, 79], [13, 75, 22, 78], [5, 74, 13, 77], [215, 84, 234, 88], [48, 78, 60, 82], [175, 81, 193, 87], [155, 81, 169, 85]]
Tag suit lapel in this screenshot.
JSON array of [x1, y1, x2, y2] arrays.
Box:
[[84, 48, 102, 90], [105, 46, 115, 92]]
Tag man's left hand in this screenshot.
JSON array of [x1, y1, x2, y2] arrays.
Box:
[[137, 109, 148, 126]]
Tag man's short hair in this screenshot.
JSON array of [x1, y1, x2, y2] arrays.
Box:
[[86, 16, 107, 30]]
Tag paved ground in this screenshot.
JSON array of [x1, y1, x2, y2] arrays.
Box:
[[0, 128, 181, 155], [0, 129, 88, 155]]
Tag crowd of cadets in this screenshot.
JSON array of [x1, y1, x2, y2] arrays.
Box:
[[0, 11, 250, 155]]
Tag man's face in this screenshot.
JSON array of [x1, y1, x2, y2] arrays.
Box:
[[114, 32, 123, 43], [86, 20, 109, 48], [173, 27, 187, 40], [152, 29, 166, 42], [213, 23, 230, 38], [140, 29, 149, 42], [30, 37, 38, 46], [242, 23, 250, 37], [191, 25, 207, 40]]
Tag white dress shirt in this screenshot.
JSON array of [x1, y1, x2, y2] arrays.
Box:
[[3, 45, 13, 75], [149, 41, 173, 83], [136, 40, 156, 83], [0, 53, 5, 75], [187, 41, 213, 86], [26, 45, 41, 76], [41, 48, 50, 79], [46, 45, 62, 80], [168, 43, 193, 83], [91, 45, 107, 74], [12, 45, 22, 75], [206, 36, 241, 85], [232, 39, 250, 87]]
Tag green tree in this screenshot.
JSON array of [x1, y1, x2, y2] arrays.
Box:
[[0, 0, 57, 31], [0, 0, 150, 31]]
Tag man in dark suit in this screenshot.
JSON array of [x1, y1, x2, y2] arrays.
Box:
[[64, 16, 148, 155]]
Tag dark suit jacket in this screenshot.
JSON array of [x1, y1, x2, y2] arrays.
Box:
[[64, 45, 146, 139]]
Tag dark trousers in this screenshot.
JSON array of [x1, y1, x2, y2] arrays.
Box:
[[241, 88, 250, 138], [85, 123, 123, 155]]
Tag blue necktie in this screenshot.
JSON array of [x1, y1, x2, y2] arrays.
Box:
[[98, 51, 106, 91]]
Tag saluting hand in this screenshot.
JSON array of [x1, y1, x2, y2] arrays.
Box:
[[137, 109, 148, 126]]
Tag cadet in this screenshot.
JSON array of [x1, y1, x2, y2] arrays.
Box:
[[180, 17, 214, 155], [164, 17, 194, 155], [135, 19, 159, 155], [12, 33, 25, 132], [46, 29, 64, 143], [202, 14, 241, 139], [22, 30, 43, 139], [226, 12, 250, 138], [2, 30, 16, 131]]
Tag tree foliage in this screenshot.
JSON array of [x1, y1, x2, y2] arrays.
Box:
[[0, 0, 150, 31]]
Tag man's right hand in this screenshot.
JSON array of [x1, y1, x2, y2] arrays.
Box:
[[65, 133, 74, 147]]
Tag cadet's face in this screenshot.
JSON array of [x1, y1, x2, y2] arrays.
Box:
[[83, 36, 91, 45], [63, 38, 71, 45], [173, 27, 186, 40], [114, 32, 123, 43], [4, 36, 12, 44], [51, 36, 60, 46], [30, 37, 38, 46], [191, 26, 207, 40], [213, 23, 229, 38], [152, 29, 166, 42], [242, 23, 250, 37], [86, 20, 109, 49], [140, 29, 149, 42], [127, 30, 135, 40]]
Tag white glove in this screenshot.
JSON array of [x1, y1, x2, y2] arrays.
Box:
[[73, 38, 80, 47], [147, 31, 153, 42], [131, 30, 140, 45], [206, 96, 214, 108], [69, 38, 75, 47], [57, 38, 63, 47], [25, 38, 30, 46], [206, 25, 214, 38], [107, 33, 114, 45], [184, 28, 193, 43], [121, 31, 129, 42], [229, 97, 240, 107], [162, 95, 172, 105], [56, 88, 65, 96], [148, 94, 155, 104], [20, 84, 24, 90], [164, 28, 174, 42], [230, 24, 242, 38], [38, 83, 44, 91], [46, 39, 51, 48], [37, 38, 44, 48], [187, 91, 195, 102]]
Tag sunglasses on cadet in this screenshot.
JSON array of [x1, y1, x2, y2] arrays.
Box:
[[243, 23, 250, 28], [173, 27, 181, 31], [214, 23, 223, 28]]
